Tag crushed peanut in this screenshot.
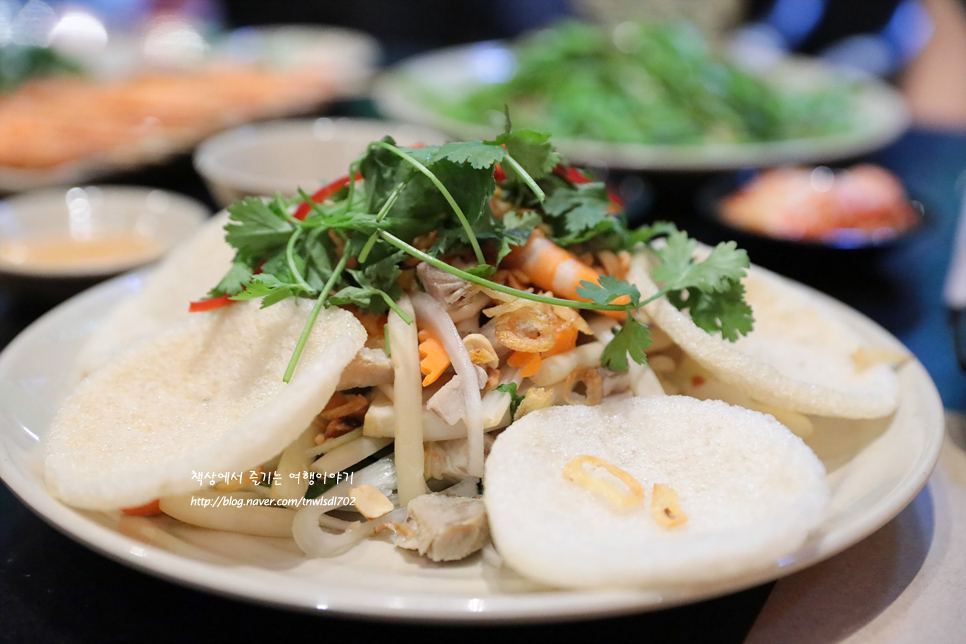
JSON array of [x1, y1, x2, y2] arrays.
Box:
[[514, 387, 554, 420], [350, 484, 395, 519], [463, 333, 499, 368]]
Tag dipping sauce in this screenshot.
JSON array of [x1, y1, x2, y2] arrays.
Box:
[[0, 233, 165, 274]]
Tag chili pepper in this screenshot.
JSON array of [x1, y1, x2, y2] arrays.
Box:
[[293, 172, 362, 220]]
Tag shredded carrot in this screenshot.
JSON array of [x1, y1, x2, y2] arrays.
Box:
[[508, 350, 543, 378], [418, 329, 450, 386], [507, 321, 577, 380], [121, 499, 162, 516], [543, 323, 579, 358]]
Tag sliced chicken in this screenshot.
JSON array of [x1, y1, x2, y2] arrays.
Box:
[[337, 348, 393, 390], [425, 367, 487, 425], [417, 262, 491, 322], [392, 493, 490, 562], [424, 434, 497, 482]]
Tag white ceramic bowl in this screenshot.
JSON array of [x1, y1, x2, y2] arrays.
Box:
[[193, 117, 449, 207], [0, 185, 209, 289]]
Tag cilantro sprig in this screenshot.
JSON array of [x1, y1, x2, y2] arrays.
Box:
[[202, 129, 753, 380]]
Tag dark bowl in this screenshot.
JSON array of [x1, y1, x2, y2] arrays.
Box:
[[694, 169, 928, 274]]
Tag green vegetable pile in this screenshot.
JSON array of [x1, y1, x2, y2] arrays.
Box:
[[203, 125, 753, 381], [436, 20, 853, 145]]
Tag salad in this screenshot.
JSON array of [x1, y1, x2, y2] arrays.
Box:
[[433, 20, 854, 146], [160, 124, 756, 560]]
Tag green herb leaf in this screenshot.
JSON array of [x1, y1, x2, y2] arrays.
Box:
[[543, 181, 613, 240], [668, 280, 754, 341], [624, 221, 680, 248], [651, 231, 749, 293], [230, 273, 304, 307], [328, 250, 405, 313], [492, 129, 561, 180], [600, 317, 651, 372], [575, 274, 641, 308], [224, 197, 295, 254], [432, 141, 507, 169], [495, 382, 526, 418], [207, 257, 254, 298]]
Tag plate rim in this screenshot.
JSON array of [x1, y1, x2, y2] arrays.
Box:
[[0, 268, 945, 623]]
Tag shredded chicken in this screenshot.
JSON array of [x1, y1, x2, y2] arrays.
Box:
[[337, 348, 393, 390], [425, 367, 487, 426], [417, 262, 491, 322], [392, 493, 490, 562], [423, 434, 497, 482]]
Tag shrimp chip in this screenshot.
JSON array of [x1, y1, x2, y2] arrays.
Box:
[[629, 255, 902, 419], [44, 299, 366, 510], [74, 212, 235, 378], [484, 396, 829, 589]]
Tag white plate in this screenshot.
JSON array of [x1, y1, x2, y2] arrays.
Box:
[[0, 270, 944, 622], [373, 41, 910, 171], [194, 118, 447, 208]]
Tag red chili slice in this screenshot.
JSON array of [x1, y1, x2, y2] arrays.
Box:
[[188, 293, 232, 313], [293, 172, 362, 220], [553, 164, 624, 207]]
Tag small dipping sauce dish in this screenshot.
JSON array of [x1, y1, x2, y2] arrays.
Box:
[[0, 185, 209, 299]]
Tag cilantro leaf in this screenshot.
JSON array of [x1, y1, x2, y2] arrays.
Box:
[[328, 285, 381, 309], [495, 382, 526, 418], [542, 182, 612, 237], [652, 232, 748, 293], [224, 197, 295, 254], [668, 280, 754, 341], [431, 199, 522, 265], [329, 250, 405, 313], [207, 257, 254, 298], [492, 129, 561, 180], [600, 317, 651, 372], [575, 274, 641, 308], [624, 221, 679, 248], [360, 141, 496, 238], [432, 141, 507, 169], [300, 227, 336, 291], [231, 274, 303, 308], [501, 209, 542, 253], [649, 230, 753, 341]]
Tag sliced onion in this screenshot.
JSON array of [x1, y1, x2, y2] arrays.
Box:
[[412, 292, 484, 477], [294, 507, 408, 558], [292, 457, 398, 557], [388, 294, 426, 505]]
